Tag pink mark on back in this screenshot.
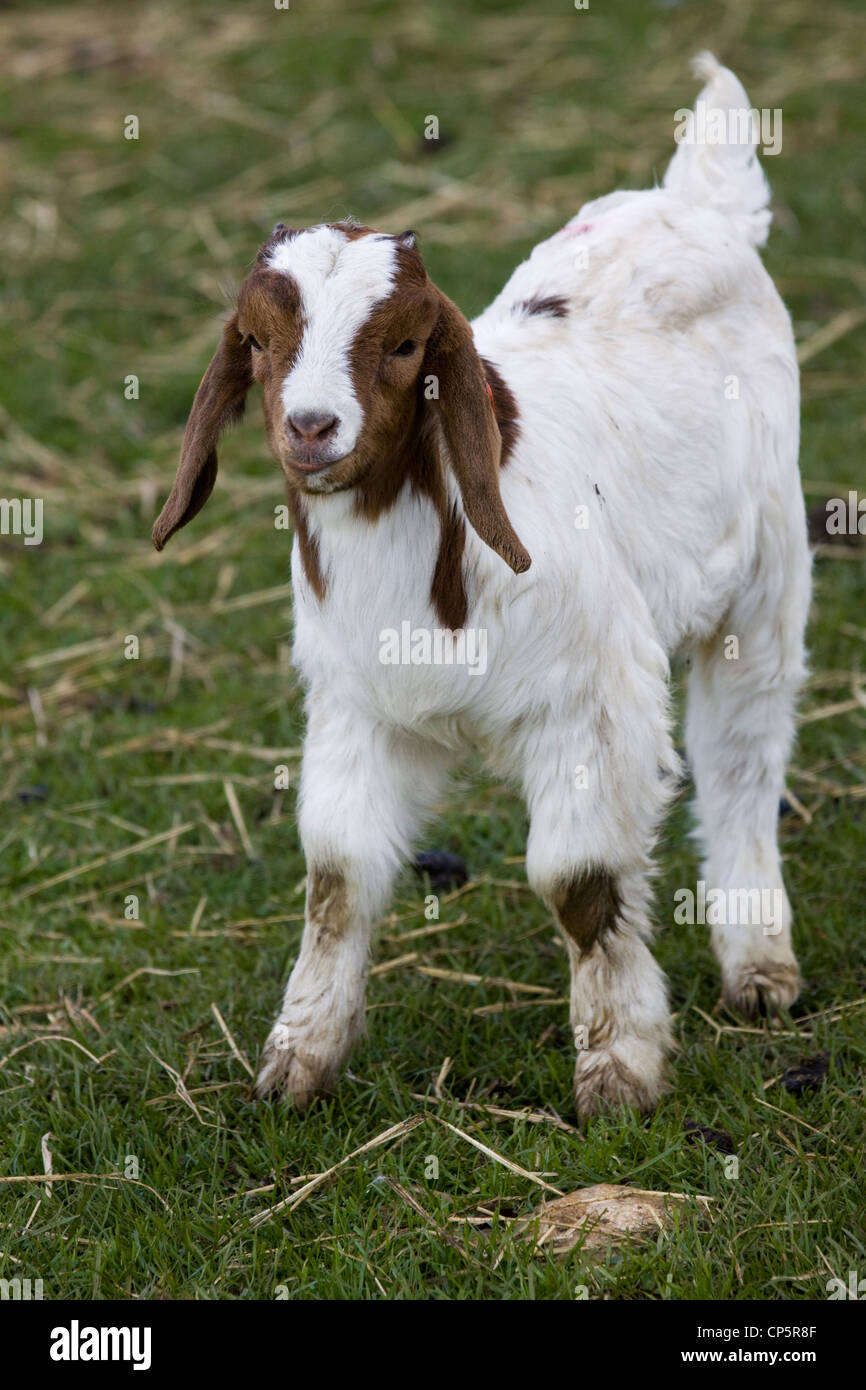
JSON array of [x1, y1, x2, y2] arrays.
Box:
[[552, 219, 595, 241], [549, 218, 597, 246]]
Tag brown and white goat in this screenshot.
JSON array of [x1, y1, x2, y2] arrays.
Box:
[[154, 56, 810, 1117]]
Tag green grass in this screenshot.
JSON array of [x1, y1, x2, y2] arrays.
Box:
[[0, 0, 864, 1300]]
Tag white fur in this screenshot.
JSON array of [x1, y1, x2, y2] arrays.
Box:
[[258, 56, 811, 1115]]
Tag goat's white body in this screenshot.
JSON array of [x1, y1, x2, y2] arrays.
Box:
[[258, 56, 811, 1113], [294, 189, 803, 713]]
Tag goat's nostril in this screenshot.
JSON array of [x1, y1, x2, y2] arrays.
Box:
[[287, 411, 339, 444]]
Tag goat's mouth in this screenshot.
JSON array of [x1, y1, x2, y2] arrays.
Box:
[[281, 447, 359, 494], [282, 442, 352, 476], [287, 453, 339, 475]]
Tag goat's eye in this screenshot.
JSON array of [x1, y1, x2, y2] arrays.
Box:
[[246, 334, 262, 351], [391, 339, 417, 357]]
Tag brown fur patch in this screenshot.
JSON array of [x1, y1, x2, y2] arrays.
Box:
[[480, 357, 520, 468], [514, 294, 569, 319], [552, 871, 622, 954], [286, 491, 326, 601], [330, 218, 379, 241], [237, 267, 304, 387], [430, 502, 468, 630], [307, 865, 350, 945]]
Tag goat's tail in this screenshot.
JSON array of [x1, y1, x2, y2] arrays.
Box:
[[663, 52, 772, 247]]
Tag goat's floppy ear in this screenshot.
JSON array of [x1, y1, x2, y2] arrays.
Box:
[[424, 291, 530, 574], [152, 313, 253, 551]]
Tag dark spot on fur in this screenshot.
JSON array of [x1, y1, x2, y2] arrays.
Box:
[[514, 294, 569, 319], [308, 865, 350, 945], [552, 870, 622, 954]]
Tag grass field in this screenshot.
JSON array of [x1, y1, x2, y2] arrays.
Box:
[[0, 0, 864, 1301]]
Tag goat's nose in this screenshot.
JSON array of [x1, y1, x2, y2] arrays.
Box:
[[287, 410, 339, 444]]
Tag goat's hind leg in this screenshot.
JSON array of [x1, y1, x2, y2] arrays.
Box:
[[685, 531, 810, 1016], [256, 698, 448, 1106]]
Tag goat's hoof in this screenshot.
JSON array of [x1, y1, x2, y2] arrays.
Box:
[[573, 1041, 666, 1119], [255, 1026, 337, 1108], [722, 960, 800, 1018]]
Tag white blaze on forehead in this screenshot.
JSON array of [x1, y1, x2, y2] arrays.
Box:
[[268, 226, 398, 457]]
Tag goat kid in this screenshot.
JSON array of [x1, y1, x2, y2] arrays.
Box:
[[154, 55, 811, 1117]]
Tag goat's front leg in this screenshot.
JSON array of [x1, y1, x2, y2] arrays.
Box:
[[522, 661, 679, 1118], [256, 696, 448, 1107]]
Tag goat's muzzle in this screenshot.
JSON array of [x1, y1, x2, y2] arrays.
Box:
[[284, 410, 345, 474]]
